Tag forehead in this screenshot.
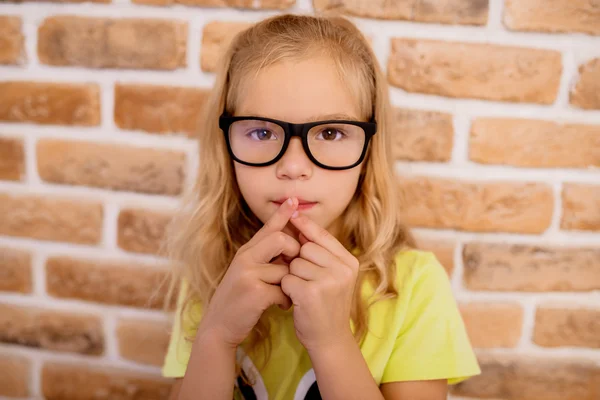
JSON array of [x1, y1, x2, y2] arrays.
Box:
[[235, 56, 362, 123]]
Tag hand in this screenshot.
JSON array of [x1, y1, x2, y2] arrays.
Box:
[[280, 213, 360, 352], [198, 198, 300, 348]]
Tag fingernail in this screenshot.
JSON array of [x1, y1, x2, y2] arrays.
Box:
[[291, 211, 299, 219], [287, 198, 293, 206]]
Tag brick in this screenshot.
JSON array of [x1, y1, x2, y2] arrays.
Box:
[[460, 303, 523, 348], [118, 209, 172, 255], [470, 118, 600, 169], [0, 81, 100, 126], [463, 243, 600, 292], [391, 108, 453, 162], [0, 193, 103, 245], [0, 16, 25, 65], [46, 256, 171, 309], [451, 354, 600, 400], [570, 58, 600, 110], [0, 247, 32, 293], [38, 16, 187, 70], [561, 184, 600, 232], [114, 84, 210, 136], [413, 237, 455, 275], [0, 303, 103, 355], [37, 139, 186, 195], [0, 353, 30, 397], [133, 0, 293, 9], [398, 177, 553, 233], [534, 307, 600, 349], [201, 21, 253, 72], [504, 0, 600, 35], [117, 319, 170, 366], [388, 39, 562, 104], [42, 362, 173, 400], [0, 137, 25, 181], [314, 0, 488, 25]]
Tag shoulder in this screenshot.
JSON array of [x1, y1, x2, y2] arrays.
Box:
[[392, 248, 450, 293], [173, 278, 204, 337]]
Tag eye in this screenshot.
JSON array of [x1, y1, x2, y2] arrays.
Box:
[[316, 127, 346, 141], [247, 129, 278, 141]]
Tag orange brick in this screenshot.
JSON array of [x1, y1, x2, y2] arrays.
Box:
[[460, 303, 523, 348], [463, 243, 600, 292], [114, 84, 210, 136], [0, 353, 30, 397], [38, 16, 187, 70], [314, 0, 488, 25], [391, 108, 453, 162], [0, 193, 103, 245], [0, 81, 100, 126], [388, 39, 562, 104], [118, 209, 173, 255], [561, 184, 600, 232], [470, 118, 600, 169], [117, 319, 171, 366], [201, 21, 253, 72], [42, 362, 173, 400], [0, 137, 25, 181], [0, 303, 104, 355], [133, 0, 293, 8], [0, 16, 25, 65], [504, 0, 600, 35], [398, 177, 553, 233], [413, 236, 455, 275], [46, 256, 171, 309], [570, 58, 600, 110], [0, 247, 32, 293], [451, 354, 600, 400], [534, 307, 600, 349], [37, 139, 186, 195]]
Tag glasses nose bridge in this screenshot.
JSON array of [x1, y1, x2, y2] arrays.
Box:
[[287, 122, 306, 139]]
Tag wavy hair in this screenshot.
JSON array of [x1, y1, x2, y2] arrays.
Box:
[[160, 12, 416, 382]]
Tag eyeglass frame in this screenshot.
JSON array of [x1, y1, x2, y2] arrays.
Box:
[[218, 113, 378, 171]]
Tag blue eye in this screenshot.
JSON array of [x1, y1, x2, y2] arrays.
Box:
[[248, 129, 278, 141]]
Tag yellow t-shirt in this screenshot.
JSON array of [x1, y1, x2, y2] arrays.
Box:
[[162, 250, 481, 399]]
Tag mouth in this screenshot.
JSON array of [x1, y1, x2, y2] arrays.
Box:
[[272, 198, 318, 210]]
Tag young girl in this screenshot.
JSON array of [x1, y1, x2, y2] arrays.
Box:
[[160, 13, 481, 400]]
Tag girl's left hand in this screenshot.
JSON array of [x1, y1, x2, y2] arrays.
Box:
[[280, 213, 360, 352]]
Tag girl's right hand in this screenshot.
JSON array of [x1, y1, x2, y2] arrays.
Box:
[[197, 197, 300, 348]]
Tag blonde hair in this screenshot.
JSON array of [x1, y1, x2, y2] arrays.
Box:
[[161, 12, 416, 381]]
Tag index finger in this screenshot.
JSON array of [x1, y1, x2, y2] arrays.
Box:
[[290, 214, 356, 268], [247, 197, 298, 247]]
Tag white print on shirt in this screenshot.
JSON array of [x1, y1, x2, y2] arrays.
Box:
[[235, 348, 322, 400], [294, 369, 319, 400]]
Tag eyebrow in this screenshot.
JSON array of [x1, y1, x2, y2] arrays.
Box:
[[306, 113, 360, 122], [240, 112, 361, 122]]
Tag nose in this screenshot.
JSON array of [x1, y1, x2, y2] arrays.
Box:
[[275, 137, 313, 180]]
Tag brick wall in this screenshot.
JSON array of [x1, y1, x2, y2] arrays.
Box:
[[0, 0, 599, 398]]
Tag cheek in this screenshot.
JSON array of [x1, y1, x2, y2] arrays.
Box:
[[329, 169, 361, 199], [234, 164, 271, 215], [234, 165, 257, 200]]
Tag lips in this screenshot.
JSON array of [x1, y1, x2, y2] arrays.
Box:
[[272, 197, 318, 210], [273, 197, 317, 206]]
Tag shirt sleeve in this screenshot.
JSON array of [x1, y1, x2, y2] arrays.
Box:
[[381, 252, 481, 385], [161, 280, 201, 378]]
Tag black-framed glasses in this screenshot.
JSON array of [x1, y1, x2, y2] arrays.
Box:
[[218, 113, 377, 170]]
